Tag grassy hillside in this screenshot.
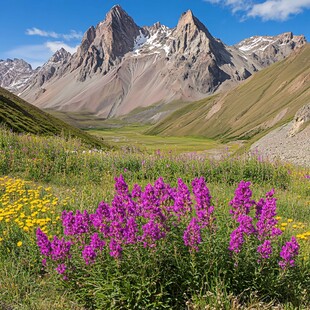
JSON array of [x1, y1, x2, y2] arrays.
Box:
[[147, 45, 310, 142], [0, 87, 111, 148]]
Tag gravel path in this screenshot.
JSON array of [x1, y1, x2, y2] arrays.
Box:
[[250, 122, 310, 167]]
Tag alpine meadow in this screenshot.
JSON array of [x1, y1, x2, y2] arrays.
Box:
[[0, 2, 309, 309]]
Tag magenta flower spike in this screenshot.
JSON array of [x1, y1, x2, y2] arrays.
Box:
[[183, 217, 202, 252], [279, 236, 300, 269], [36, 228, 52, 256], [229, 181, 255, 220], [257, 239, 273, 259]]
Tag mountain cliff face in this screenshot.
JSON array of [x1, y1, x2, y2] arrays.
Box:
[[3, 5, 307, 119], [23, 48, 71, 98], [0, 58, 34, 94], [70, 5, 143, 81], [236, 32, 306, 66]]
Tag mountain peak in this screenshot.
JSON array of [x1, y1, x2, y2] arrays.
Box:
[[49, 48, 71, 63], [177, 9, 203, 31], [111, 4, 122, 11], [181, 9, 194, 20], [106, 4, 130, 22], [172, 9, 216, 55], [70, 4, 141, 81]]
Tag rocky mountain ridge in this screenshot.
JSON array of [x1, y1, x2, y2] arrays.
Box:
[[1, 5, 307, 119], [0, 58, 34, 94], [235, 32, 306, 66]]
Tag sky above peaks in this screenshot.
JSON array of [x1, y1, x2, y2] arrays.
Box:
[[0, 0, 309, 68]]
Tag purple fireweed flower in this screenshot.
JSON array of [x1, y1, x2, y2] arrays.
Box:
[[74, 210, 90, 234], [114, 174, 129, 197], [141, 184, 166, 222], [229, 215, 255, 254], [173, 178, 192, 219], [192, 177, 212, 213], [124, 198, 138, 217], [255, 198, 264, 219], [141, 220, 166, 248], [55, 263, 67, 275], [305, 175, 310, 180], [100, 223, 110, 239], [50, 236, 71, 261], [229, 228, 244, 254], [90, 233, 105, 251], [110, 195, 126, 221], [141, 184, 157, 212], [237, 215, 256, 235], [183, 217, 202, 252], [89, 202, 111, 238], [109, 239, 123, 259], [154, 177, 175, 206], [62, 210, 90, 236], [36, 228, 51, 256], [279, 236, 300, 269], [196, 207, 215, 228], [82, 245, 97, 265], [109, 220, 125, 242], [257, 239, 273, 259], [132, 184, 143, 214], [114, 175, 139, 217], [61, 211, 75, 235], [256, 189, 282, 241], [124, 217, 138, 244], [191, 177, 215, 228], [90, 201, 111, 232], [132, 184, 142, 199], [230, 181, 255, 220]]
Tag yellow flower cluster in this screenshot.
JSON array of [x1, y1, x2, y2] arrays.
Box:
[[275, 216, 310, 241], [0, 176, 65, 246]]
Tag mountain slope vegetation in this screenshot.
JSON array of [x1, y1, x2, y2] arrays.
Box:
[[0, 87, 110, 148], [147, 44, 310, 142]]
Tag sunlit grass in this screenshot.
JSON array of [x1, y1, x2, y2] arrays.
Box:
[[88, 125, 225, 153]]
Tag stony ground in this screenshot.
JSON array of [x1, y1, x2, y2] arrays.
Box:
[[251, 122, 310, 167]]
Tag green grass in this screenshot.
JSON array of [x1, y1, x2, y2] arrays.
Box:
[[0, 128, 309, 309], [87, 124, 224, 153], [147, 45, 310, 142], [0, 87, 111, 149]]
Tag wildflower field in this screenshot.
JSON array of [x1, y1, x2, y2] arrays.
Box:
[[0, 128, 309, 309]]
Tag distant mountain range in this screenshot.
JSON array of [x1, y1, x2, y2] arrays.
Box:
[[0, 5, 306, 119]]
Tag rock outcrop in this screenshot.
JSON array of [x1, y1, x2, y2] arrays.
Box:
[[251, 103, 310, 167], [289, 103, 310, 136]]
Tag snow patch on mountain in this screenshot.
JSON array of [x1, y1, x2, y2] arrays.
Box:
[[132, 24, 172, 56], [0, 58, 34, 93], [238, 36, 274, 52]]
